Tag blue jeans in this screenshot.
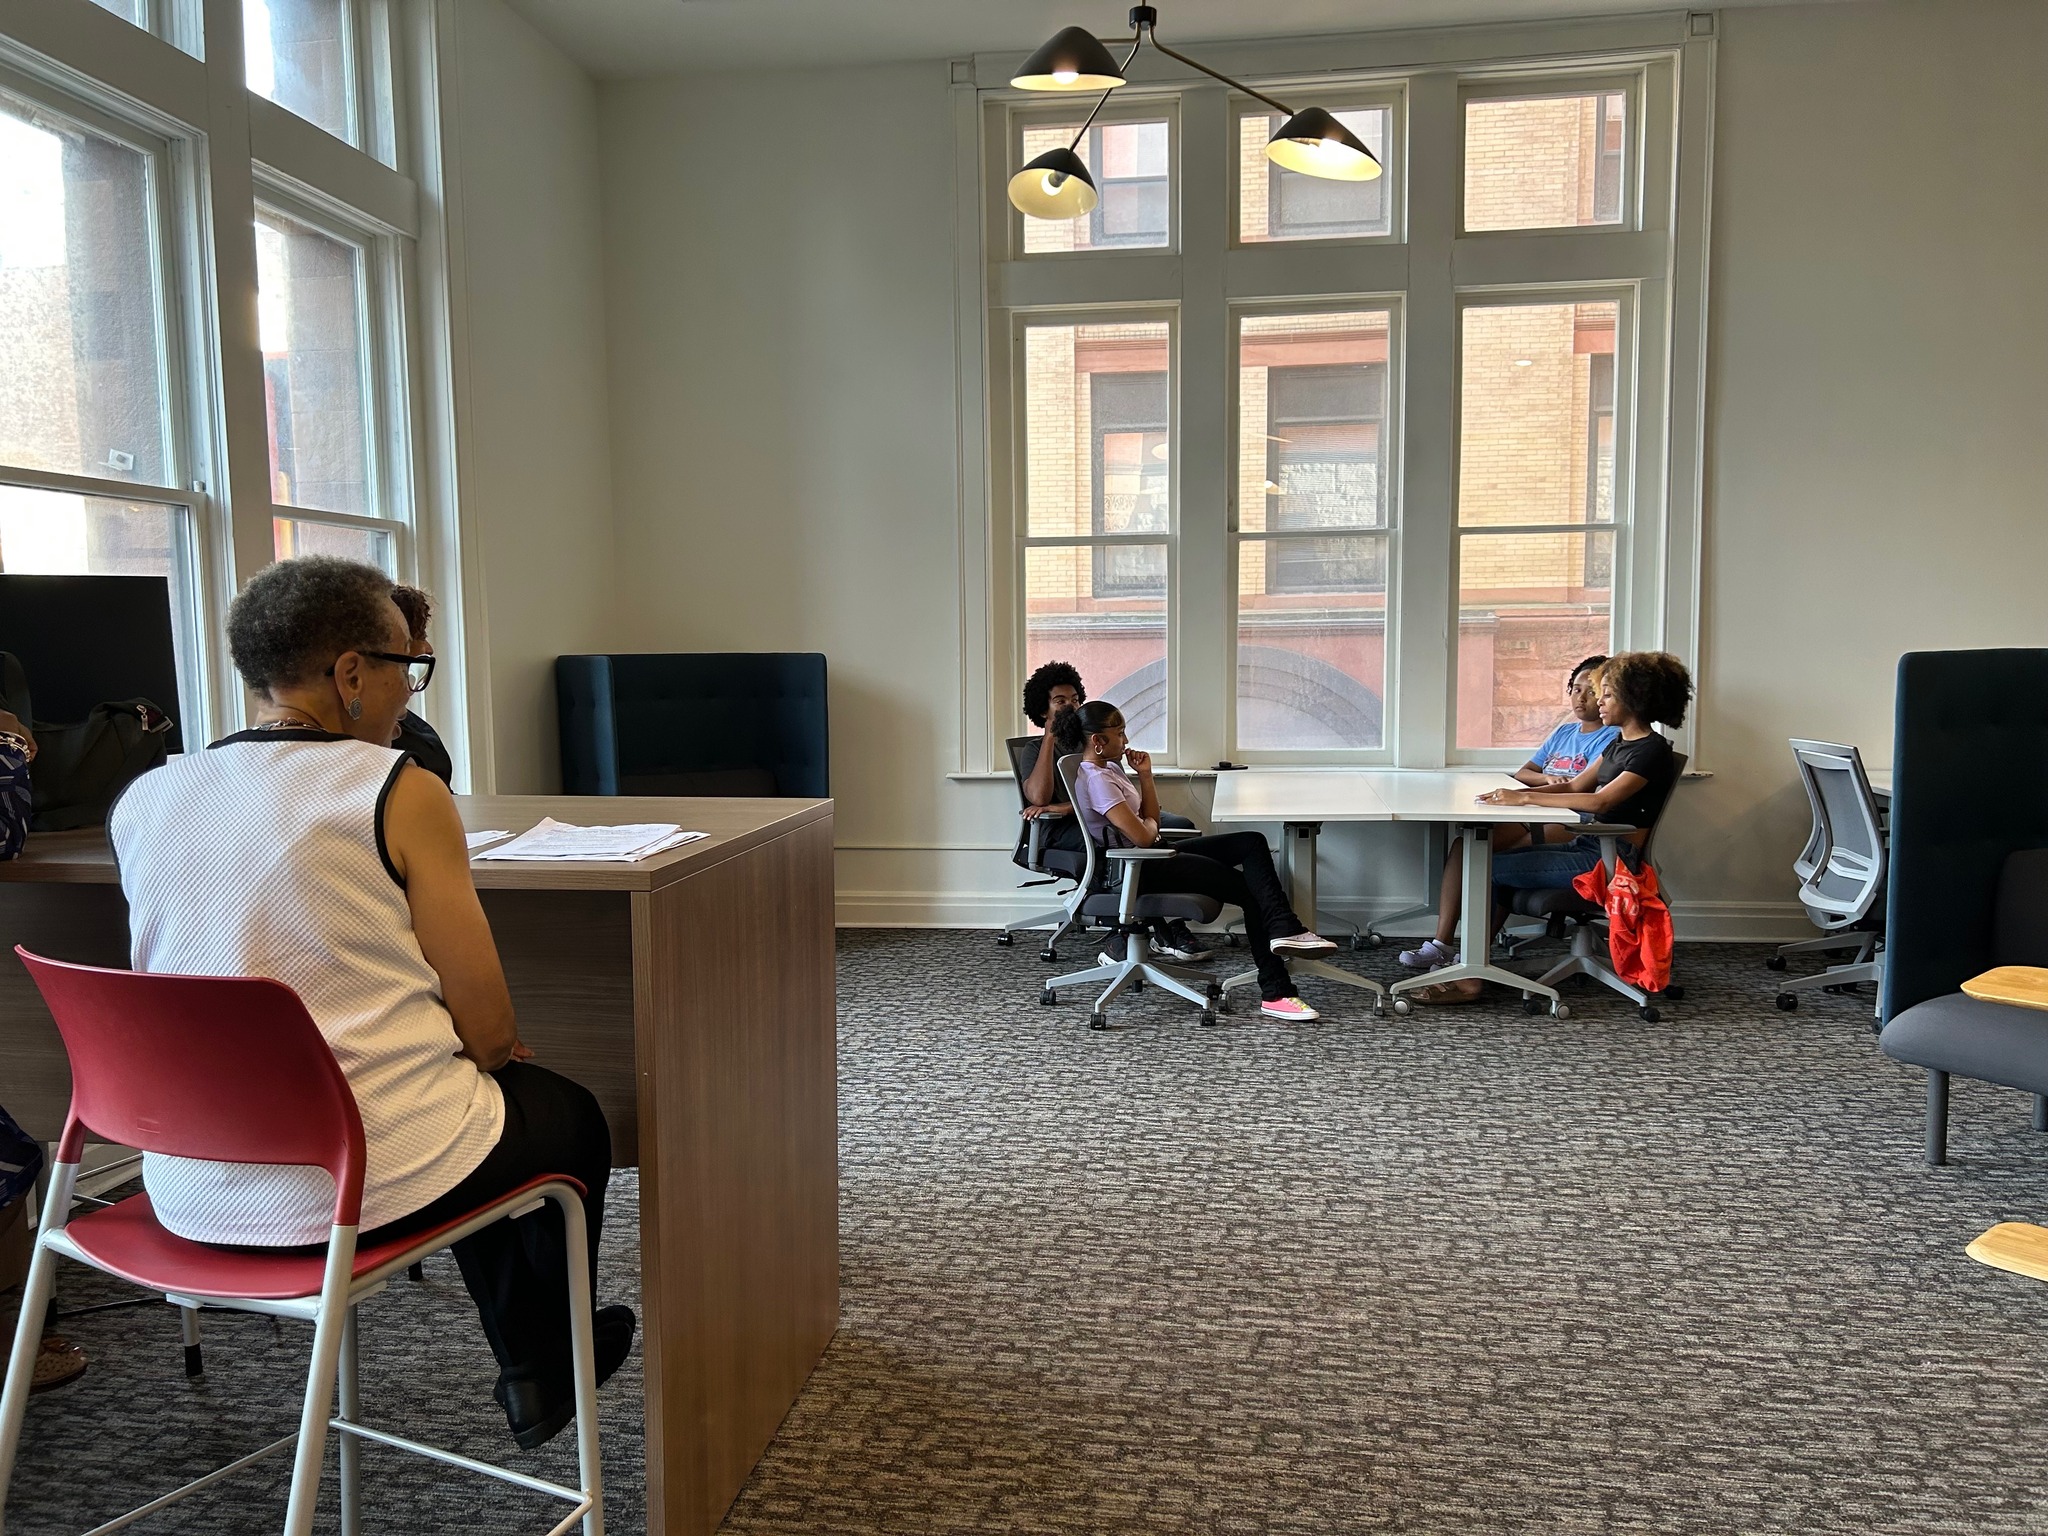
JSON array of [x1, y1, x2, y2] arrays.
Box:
[[1490, 835, 1639, 893]]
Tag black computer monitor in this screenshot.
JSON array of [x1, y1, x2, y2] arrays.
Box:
[[0, 574, 185, 753]]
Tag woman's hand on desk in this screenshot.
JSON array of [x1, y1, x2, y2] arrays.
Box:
[[1477, 787, 1533, 806], [510, 1039, 535, 1063]]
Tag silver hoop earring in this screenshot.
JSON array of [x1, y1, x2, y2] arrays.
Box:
[[347, 697, 363, 721]]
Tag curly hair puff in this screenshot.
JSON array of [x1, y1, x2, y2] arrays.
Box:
[[1601, 651, 1693, 730]]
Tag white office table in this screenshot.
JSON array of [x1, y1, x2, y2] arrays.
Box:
[[1208, 773, 1396, 1008], [1210, 769, 1580, 1015], [1356, 772, 1581, 1013]]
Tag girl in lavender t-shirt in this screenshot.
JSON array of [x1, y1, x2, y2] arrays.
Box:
[[1057, 701, 1336, 1022]]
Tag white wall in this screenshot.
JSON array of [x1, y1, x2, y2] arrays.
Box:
[[445, 0, 618, 793], [587, 0, 2048, 932], [1667, 0, 2048, 933]]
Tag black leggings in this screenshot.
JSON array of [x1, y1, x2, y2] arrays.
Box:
[[1129, 830, 1308, 1000], [366, 1062, 613, 1390]]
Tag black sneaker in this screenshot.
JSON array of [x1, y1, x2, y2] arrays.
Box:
[[1155, 920, 1215, 962], [1096, 930, 1130, 966]]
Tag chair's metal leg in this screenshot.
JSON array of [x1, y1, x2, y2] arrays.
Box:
[[0, 1161, 76, 1522], [338, 1308, 362, 1536], [406, 1261, 425, 1283], [1926, 1070, 1949, 1167], [282, 1238, 356, 1536], [557, 1193, 605, 1536], [2034, 1094, 2046, 1134], [181, 1303, 203, 1378]]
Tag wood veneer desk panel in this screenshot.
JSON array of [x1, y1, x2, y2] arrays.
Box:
[[0, 793, 841, 1536]]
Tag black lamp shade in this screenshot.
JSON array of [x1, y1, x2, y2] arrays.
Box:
[[1007, 146, 1099, 220], [1012, 26, 1127, 91], [1266, 107, 1382, 181]]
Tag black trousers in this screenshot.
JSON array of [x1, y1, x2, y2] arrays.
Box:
[[1129, 830, 1307, 1000], [365, 1062, 612, 1388]]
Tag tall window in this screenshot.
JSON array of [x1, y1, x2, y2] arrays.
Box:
[[976, 24, 1708, 769], [0, 85, 204, 723], [1454, 298, 1624, 751], [2, 0, 450, 757], [1021, 319, 1173, 751], [1234, 310, 1393, 752]]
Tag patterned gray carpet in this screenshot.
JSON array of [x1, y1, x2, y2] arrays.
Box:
[[8, 930, 2048, 1534]]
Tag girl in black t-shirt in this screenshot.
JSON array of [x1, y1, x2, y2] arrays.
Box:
[[1411, 651, 1692, 1005]]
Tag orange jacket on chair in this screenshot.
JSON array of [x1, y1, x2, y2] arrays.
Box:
[[1570, 859, 1674, 993]]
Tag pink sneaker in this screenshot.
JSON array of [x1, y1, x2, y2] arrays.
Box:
[[1260, 996, 1321, 1023]]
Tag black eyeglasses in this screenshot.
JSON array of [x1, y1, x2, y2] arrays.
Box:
[[328, 651, 436, 694]]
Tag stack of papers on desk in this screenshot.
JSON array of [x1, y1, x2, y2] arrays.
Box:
[[472, 818, 707, 862]]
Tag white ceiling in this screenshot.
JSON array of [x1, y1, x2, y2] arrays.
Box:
[[504, 0, 1863, 79]]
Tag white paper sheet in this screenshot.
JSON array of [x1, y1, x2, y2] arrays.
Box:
[[465, 830, 513, 851], [471, 817, 707, 862]]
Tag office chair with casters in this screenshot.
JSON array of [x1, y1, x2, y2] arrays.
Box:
[[1504, 751, 1687, 1022], [1037, 755, 1227, 1031], [995, 735, 1088, 961], [1768, 739, 1887, 1015], [0, 950, 607, 1536]]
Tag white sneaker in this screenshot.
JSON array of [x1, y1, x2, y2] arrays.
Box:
[[1269, 931, 1338, 955]]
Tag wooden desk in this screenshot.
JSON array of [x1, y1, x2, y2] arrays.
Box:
[[0, 794, 840, 1536]]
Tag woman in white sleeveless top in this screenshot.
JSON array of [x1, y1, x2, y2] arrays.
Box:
[[109, 556, 633, 1449]]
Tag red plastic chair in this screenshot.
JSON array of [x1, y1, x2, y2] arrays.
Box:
[[0, 949, 605, 1536]]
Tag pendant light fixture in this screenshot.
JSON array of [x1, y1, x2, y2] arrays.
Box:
[[1007, 4, 1382, 221]]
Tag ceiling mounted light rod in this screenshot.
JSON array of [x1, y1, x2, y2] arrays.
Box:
[[1007, 4, 1382, 222]]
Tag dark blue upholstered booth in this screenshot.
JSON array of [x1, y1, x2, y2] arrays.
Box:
[[556, 653, 828, 799], [1877, 649, 2048, 1163]]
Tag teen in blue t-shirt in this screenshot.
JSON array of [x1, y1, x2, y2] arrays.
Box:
[[1516, 655, 1619, 787], [1399, 654, 1614, 972]]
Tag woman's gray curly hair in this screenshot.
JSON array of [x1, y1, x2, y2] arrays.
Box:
[[226, 556, 399, 695]]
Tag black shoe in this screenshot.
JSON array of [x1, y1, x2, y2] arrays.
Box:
[[1096, 930, 1130, 965], [494, 1304, 638, 1450], [1156, 921, 1215, 962]]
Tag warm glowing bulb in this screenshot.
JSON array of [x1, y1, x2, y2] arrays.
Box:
[[1044, 171, 1067, 193], [1052, 67, 1079, 84]]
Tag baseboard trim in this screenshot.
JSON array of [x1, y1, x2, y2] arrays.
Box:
[[836, 889, 1822, 944]]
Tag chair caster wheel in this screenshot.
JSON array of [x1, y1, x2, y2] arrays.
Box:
[[1199, 1009, 1218, 1027], [1392, 997, 1411, 1016], [1040, 949, 1059, 963], [1662, 985, 1686, 1000], [1040, 989, 1057, 1007], [1350, 934, 1365, 951], [1132, 978, 1144, 992], [1088, 1012, 1109, 1031], [1639, 1004, 1661, 1023], [1776, 993, 1798, 1011], [1551, 1002, 1570, 1019], [995, 932, 1015, 947], [1226, 934, 1242, 948], [1765, 955, 1787, 971], [1524, 996, 1545, 1015], [1206, 982, 1224, 1000]]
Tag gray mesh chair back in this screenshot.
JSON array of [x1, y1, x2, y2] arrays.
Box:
[[1788, 739, 1886, 931]]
